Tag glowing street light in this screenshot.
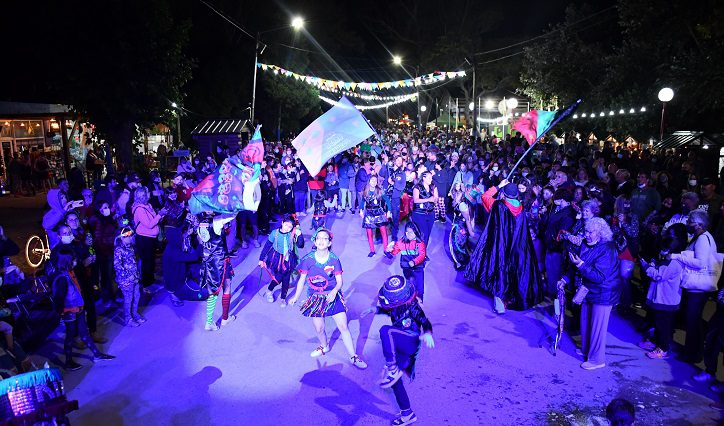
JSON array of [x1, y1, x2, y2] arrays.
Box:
[[468, 102, 474, 111], [657, 87, 674, 142], [392, 55, 402, 66], [484, 99, 495, 110], [505, 98, 518, 109], [420, 105, 427, 112], [291, 16, 304, 30]]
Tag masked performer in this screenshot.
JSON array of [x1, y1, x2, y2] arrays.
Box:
[[361, 275, 435, 426], [197, 214, 236, 330], [464, 178, 544, 314]]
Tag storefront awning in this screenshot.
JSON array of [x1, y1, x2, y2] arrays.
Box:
[[0, 101, 71, 117], [191, 119, 251, 135], [654, 131, 724, 150]]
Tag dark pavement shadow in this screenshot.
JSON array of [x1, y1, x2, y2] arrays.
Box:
[[299, 362, 391, 426]]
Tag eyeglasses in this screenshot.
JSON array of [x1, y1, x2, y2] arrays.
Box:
[[315, 236, 330, 241]]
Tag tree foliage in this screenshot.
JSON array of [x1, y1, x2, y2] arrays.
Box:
[[520, 0, 724, 136]]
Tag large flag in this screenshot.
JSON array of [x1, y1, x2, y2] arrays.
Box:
[[292, 96, 376, 175], [189, 125, 264, 215], [513, 110, 557, 145]]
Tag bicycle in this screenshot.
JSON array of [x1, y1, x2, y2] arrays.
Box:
[[25, 232, 51, 269]]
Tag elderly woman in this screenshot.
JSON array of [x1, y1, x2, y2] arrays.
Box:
[[132, 187, 167, 291], [672, 209, 720, 364], [559, 217, 620, 370]]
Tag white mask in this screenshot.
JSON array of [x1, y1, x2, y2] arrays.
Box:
[[61, 235, 74, 245], [492, 167, 499, 172], [101, 207, 111, 217], [689, 179, 698, 186]]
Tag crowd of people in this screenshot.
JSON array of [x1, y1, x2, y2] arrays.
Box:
[[2, 123, 724, 421]]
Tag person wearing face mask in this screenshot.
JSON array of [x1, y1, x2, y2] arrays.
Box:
[[51, 246, 115, 371], [663, 192, 700, 234], [89, 201, 118, 304], [672, 210, 721, 366], [630, 172, 661, 221], [147, 171, 165, 210]]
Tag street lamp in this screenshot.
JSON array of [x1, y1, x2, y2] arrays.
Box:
[[657, 87, 674, 143], [420, 105, 427, 112], [484, 99, 495, 110], [251, 17, 304, 125], [393, 55, 421, 130], [171, 102, 181, 147]]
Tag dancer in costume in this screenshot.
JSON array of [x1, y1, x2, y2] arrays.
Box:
[[260, 214, 305, 306], [197, 214, 235, 331], [311, 190, 328, 230], [360, 175, 393, 258], [464, 178, 544, 314], [288, 228, 367, 369], [361, 275, 435, 426], [390, 222, 428, 301], [448, 182, 474, 270]]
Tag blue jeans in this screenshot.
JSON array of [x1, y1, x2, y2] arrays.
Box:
[[294, 191, 307, 213], [390, 196, 401, 241]]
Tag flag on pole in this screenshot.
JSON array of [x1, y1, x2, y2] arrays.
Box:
[[292, 96, 376, 176], [513, 110, 558, 145], [189, 125, 264, 215]]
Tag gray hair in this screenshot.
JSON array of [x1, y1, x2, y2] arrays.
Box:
[[682, 192, 700, 203], [134, 187, 150, 205], [580, 199, 601, 216], [585, 217, 613, 242], [688, 209, 709, 229]]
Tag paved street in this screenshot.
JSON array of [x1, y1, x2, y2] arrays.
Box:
[[1, 201, 714, 425]]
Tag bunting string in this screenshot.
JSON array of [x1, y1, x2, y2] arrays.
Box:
[[318, 94, 417, 111], [258, 63, 466, 92]]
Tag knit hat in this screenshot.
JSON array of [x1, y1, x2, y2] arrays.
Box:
[[502, 183, 519, 199], [378, 275, 416, 308]]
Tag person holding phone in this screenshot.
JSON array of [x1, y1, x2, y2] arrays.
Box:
[[132, 187, 167, 292], [558, 217, 620, 370]]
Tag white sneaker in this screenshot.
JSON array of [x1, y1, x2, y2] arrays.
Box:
[[221, 315, 236, 326], [350, 355, 368, 369], [264, 291, 274, 303], [310, 345, 330, 357], [205, 323, 219, 331]]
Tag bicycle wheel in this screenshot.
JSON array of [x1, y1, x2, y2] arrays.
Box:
[[25, 235, 46, 268]]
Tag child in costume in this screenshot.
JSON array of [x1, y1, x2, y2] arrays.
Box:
[[288, 228, 367, 369], [197, 214, 236, 331], [390, 222, 427, 301], [361, 275, 435, 426], [360, 174, 393, 258], [311, 190, 328, 230], [113, 227, 144, 327], [260, 214, 305, 306]]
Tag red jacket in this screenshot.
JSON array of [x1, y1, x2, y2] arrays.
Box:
[[482, 186, 523, 217]]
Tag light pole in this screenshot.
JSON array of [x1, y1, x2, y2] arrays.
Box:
[[251, 16, 304, 126], [171, 102, 181, 147], [393, 55, 421, 131], [657, 87, 674, 143]]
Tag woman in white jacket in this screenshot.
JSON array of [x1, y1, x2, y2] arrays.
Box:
[[670, 209, 720, 364]]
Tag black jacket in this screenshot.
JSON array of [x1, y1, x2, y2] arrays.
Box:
[[543, 205, 576, 253], [565, 241, 621, 305]]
